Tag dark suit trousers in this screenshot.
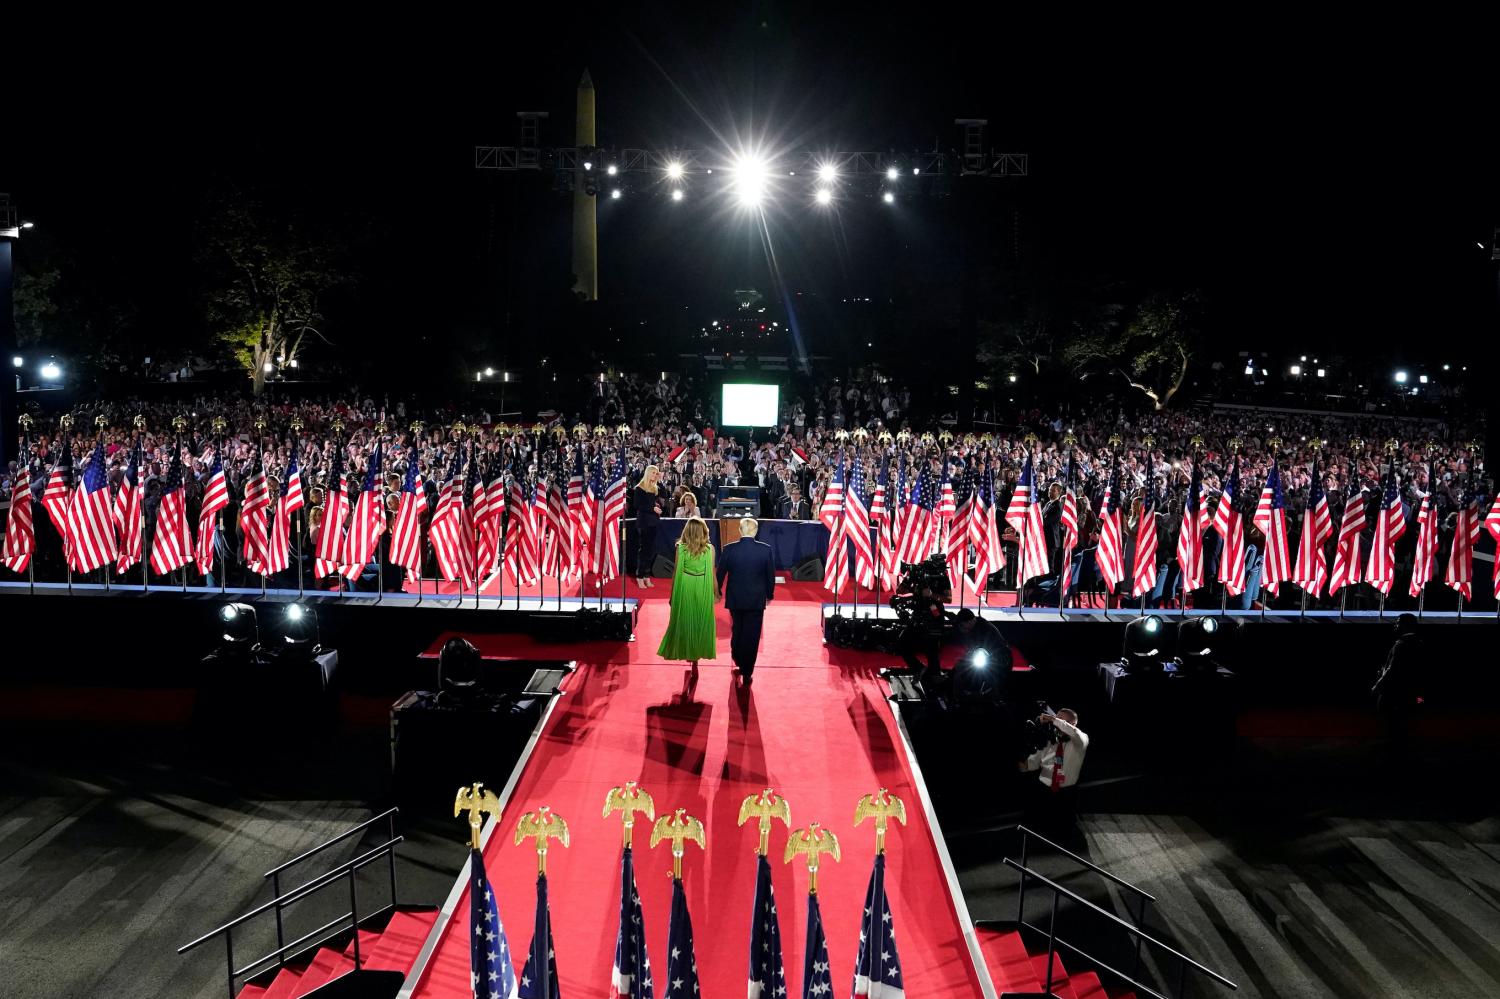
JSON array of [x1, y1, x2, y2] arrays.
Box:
[[729, 608, 765, 675]]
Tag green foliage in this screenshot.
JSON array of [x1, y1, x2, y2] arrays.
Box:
[[1062, 292, 1203, 410], [13, 266, 62, 346]]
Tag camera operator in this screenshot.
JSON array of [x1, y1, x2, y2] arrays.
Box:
[[1020, 708, 1089, 831], [894, 555, 953, 685]]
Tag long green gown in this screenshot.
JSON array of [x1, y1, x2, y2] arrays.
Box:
[[656, 542, 718, 661]]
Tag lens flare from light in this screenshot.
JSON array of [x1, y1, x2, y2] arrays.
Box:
[[815, 187, 832, 205], [671, 188, 684, 201], [817, 163, 837, 182], [882, 191, 895, 204], [731, 155, 769, 208], [666, 161, 684, 179]]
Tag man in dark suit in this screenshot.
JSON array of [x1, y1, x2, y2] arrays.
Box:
[[716, 517, 777, 683]]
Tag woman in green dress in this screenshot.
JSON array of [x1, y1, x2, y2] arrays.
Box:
[[656, 515, 718, 668]]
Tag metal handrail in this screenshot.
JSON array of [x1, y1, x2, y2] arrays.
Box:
[[1004, 858, 1237, 995], [264, 808, 399, 880], [179, 838, 403, 953], [1016, 825, 1156, 902]]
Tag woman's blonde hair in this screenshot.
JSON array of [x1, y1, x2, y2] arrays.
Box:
[[639, 464, 659, 494], [680, 515, 711, 556]]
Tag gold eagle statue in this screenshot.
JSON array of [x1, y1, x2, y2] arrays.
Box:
[[515, 806, 570, 874], [603, 781, 656, 848], [737, 788, 791, 858], [649, 808, 706, 879], [853, 788, 907, 854], [453, 782, 501, 848]]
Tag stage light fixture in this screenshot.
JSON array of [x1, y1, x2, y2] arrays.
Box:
[[731, 155, 769, 208], [885, 166, 898, 180], [817, 163, 837, 182], [219, 602, 259, 647], [666, 161, 684, 179], [1316, 368, 1326, 378], [40, 361, 61, 380], [280, 603, 321, 657], [610, 189, 622, 199], [1122, 614, 1165, 662], [671, 189, 684, 201], [11, 355, 21, 368], [1177, 616, 1218, 656], [484, 367, 495, 376], [882, 192, 895, 204], [583, 161, 593, 171], [815, 187, 832, 205], [1289, 364, 1301, 375], [606, 164, 618, 176], [970, 648, 989, 669], [1394, 370, 1408, 384], [912, 167, 921, 175]]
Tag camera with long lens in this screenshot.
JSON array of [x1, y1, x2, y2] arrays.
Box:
[[890, 553, 951, 622], [1020, 701, 1060, 752]]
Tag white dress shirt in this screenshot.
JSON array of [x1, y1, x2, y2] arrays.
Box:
[[1025, 717, 1089, 790]]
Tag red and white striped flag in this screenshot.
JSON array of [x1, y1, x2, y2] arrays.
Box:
[[1444, 490, 1480, 600], [194, 452, 229, 577], [43, 441, 72, 536], [1407, 490, 1438, 599], [1056, 459, 1079, 606], [429, 453, 474, 588], [1009, 455, 1051, 588], [1251, 462, 1291, 597], [149, 452, 193, 576], [1327, 478, 1367, 595], [877, 458, 904, 584], [1212, 459, 1245, 597], [1131, 487, 1159, 599], [844, 457, 876, 589], [115, 446, 145, 575], [1176, 461, 1207, 595], [541, 477, 567, 577], [1292, 462, 1333, 597], [313, 450, 351, 581], [566, 450, 588, 581], [1486, 494, 1500, 599], [477, 470, 503, 581], [240, 460, 273, 573], [388, 458, 428, 579], [1364, 468, 1406, 596], [1096, 466, 1125, 594], [590, 448, 629, 583], [504, 477, 541, 587], [3, 467, 35, 574], [340, 443, 385, 580], [64, 441, 119, 574]]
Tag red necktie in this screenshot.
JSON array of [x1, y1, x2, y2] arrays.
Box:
[[1049, 740, 1066, 792]]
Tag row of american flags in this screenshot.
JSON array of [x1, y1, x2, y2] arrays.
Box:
[[806, 449, 1500, 605], [2, 436, 634, 592]]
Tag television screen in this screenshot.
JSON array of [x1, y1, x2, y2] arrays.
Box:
[[721, 383, 780, 426]]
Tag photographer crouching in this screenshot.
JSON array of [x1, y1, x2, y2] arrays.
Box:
[[1019, 706, 1090, 836], [892, 554, 953, 687]]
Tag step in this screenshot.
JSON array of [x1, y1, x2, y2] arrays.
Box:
[[361, 909, 439, 974], [1069, 969, 1109, 999], [237, 985, 269, 999], [1030, 953, 1079, 999], [293, 945, 353, 996], [259, 967, 305, 999], [976, 927, 1042, 995]]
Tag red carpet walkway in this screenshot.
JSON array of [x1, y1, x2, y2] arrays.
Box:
[[405, 587, 990, 998]]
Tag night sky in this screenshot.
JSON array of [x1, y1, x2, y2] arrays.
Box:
[[7, 10, 1497, 378]]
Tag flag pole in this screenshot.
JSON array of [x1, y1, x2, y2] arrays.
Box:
[[619, 516, 627, 615], [295, 512, 304, 598]]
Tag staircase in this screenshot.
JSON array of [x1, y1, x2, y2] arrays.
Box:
[[978, 926, 1136, 999], [237, 908, 438, 998]]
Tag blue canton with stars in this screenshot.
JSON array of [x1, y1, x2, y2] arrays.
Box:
[[469, 848, 517, 999], [802, 892, 834, 998], [747, 855, 785, 998], [851, 854, 904, 997], [518, 874, 561, 999], [664, 879, 699, 997], [612, 848, 653, 999]]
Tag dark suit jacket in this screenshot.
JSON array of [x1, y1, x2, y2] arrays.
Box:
[[716, 538, 776, 610]]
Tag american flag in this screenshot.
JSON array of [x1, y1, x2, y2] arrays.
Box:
[[341, 443, 384, 579], [968, 464, 1000, 589], [1487, 493, 1500, 599], [1327, 473, 1367, 595], [591, 446, 628, 583], [1407, 482, 1439, 600], [3, 465, 35, 575], [937, 455, 955, 520], [470, 847, 518, 999], [64, 440, 119, 574], [869, 459, 888, 523], [518, 875, 560, 999], [505, 476, 541, 587], [567, 449, 589, 581], [313, 445, 351, 580], [609, 848, 652, 999], [851, 853, 904, 998], [475, 462, 502, 582], [875, 458, 899, 585], [1095, 464, 1125, 594], [1131, 472, 1159, 599], [531, 480, 551, 581], [662, 880, 699, 999], [801, 892, 834, 999], [845, 457, 876, 589], [240, 454, 273, 573], [1057, 455, 1080, 606], [42, 439, 72, 536], [747, 855, 785, 999], [388, 458, 428, 580], [149, 448, 193, 576], [193, 448, 230, 576], [1292, 458, 1333, 597], [1445, 485, 1481, 600], [261, 454, 300, 577], [1364, 464, 1406, 596], [946, 466, 973, 594], [1212, 458, 1246, 597], [1252, 461, 1291, 596], [429, 450, 474, 588], [822, 455, 850, 593], [115, 442, 144, 575], [542, 477, 567, 578], [1011, 454, 1051, 588], [897, 467, 940, 566], [1176, 458, 1206, 595]]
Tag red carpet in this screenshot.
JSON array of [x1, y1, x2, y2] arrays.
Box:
[[406, 582, 989, 997]]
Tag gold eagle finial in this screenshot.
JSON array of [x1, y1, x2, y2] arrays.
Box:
[[783, 822, 841, 895], [453, 782, 501, 849], [650, 808, 705, 880], [603, 781, 656, 849], [737, 788, 791, 857], [515, 806, 570, 875], [853, 788, 907, 854]]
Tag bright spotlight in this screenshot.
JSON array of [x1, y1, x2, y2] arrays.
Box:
[[1316, 368, 1326, 378], [583, 161, 593, 171], [1244, 364, 1254, 375], [882, 191, 895, 204], [731, 155, 769, 208], [287, 604, 304, 621], [606, 164, 618, 176], [484, 367, 495, 376], [666, 161, 684, 179], [610, 189, 622, 200], [1394, 370, 1408, 384], [671, 189, 684, 201], [40, 362, 61, 380], [971, 648, 989, 669], [1289, 364, 1301, 375], [912, 167, 921, 176], [10, 355, 21, 368], [817, 163, 837, 182], [263, 362, 274, 372], [815, 187, 833, 205], [1418, 374, 1428, 384], [21, 221, 35, 229], [885, 166, 898, 180]]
